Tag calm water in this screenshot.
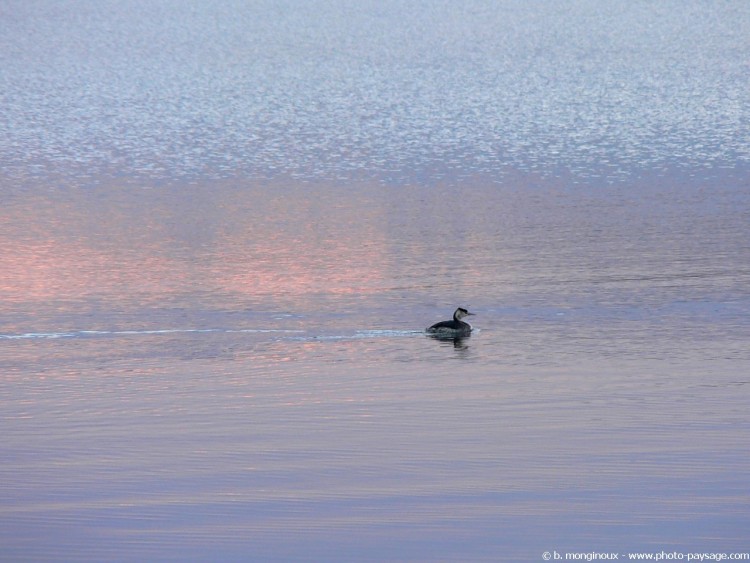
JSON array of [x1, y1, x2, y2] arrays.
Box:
[[2, 2, 750, 562]]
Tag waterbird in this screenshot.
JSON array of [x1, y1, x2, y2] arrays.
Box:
[[426, 307, 475, 337]]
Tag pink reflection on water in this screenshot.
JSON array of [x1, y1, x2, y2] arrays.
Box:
[[209, 183, 390, 301], [0, 182, 390, 309], [0, 240, 179, 304]]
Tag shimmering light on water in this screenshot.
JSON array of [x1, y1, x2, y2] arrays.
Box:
[[1, 1, 750, 561], [1, 1, 748, 185]]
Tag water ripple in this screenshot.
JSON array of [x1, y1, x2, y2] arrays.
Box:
[[2, 0, 748, 186]]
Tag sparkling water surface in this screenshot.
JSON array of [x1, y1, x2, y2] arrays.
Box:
[[2, 1, 750, 561], [2, 0, 749, 184]]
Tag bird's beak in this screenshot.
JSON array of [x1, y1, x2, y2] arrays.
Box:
[[466, 312, 475, 316]]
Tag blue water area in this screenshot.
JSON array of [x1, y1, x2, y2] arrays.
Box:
[[1, 1, 749, 561]]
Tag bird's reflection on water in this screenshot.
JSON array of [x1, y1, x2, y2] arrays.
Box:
[[426, 333, 471, 350]]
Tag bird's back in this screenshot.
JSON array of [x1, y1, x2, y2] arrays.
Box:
[[426, 319, 470, 335]]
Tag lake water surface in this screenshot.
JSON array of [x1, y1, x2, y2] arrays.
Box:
[[2, 1, 749, 561]]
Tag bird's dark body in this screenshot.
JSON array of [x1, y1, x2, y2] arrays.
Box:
[[426, 307, 474, 337], [427, 319, 469, 332]]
